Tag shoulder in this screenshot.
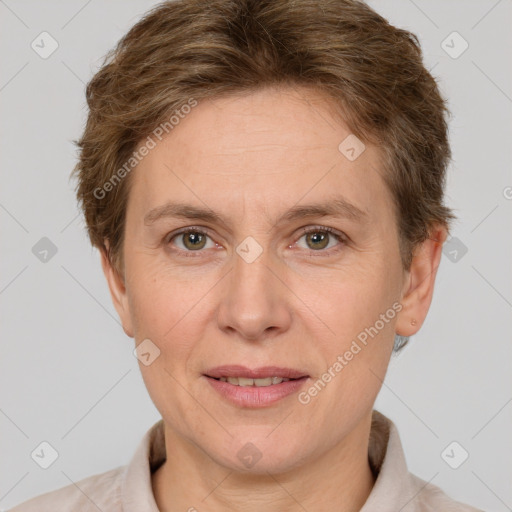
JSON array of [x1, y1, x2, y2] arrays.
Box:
[[367, 411, 484, 512], [8, 465, 125, 512], [408, 473, 484, 512]]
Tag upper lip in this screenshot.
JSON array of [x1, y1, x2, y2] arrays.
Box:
[[204, 365, 309, 379]]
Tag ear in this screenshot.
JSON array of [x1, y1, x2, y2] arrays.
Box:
[[100, 241, 134, 338], [395, 224, 448, 337]]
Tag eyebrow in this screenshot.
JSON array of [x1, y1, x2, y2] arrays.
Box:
[[143, 197, 369, 227]]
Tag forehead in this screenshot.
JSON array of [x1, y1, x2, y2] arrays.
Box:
[[128, 86, 393, 226], [161, 87, 355, 169]]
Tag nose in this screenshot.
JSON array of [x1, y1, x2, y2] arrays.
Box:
[[216, 245, 292, 342]]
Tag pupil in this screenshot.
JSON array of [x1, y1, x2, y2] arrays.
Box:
[[185, 232, 205, 250], [307, 232, 328, 250]]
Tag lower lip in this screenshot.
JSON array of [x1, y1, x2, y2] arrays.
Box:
[[204, 376, 309, 408]]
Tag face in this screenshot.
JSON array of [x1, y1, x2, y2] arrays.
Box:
[[102, 85, 442, 474]]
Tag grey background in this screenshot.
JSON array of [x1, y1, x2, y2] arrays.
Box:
[[1, 0, 511, 510]]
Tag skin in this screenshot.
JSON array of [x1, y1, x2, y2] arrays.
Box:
[[101, 85, 447, 512]]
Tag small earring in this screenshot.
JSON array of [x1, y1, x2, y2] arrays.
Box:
[[411, 319, 417, 326]]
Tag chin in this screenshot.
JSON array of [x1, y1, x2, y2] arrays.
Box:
[[213, 430, 310, 475]]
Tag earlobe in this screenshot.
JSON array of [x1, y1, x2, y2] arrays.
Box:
[[100, 242, 134, 338], [395, 225, 448, 337]]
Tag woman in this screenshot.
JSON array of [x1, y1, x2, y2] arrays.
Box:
[[10, 0, 482, 510]]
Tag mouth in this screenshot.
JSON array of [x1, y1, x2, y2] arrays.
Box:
[[204, 365, 309, 382], [207, 376, 305, 387], [203, 365, 310, 407]]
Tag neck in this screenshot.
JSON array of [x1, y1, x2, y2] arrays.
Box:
[[152, 413, 376, 512]]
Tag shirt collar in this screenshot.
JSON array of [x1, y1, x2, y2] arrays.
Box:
[[362, 410, 422, 512], [121, 410, 418, 512], [121, 418, 165, 511]]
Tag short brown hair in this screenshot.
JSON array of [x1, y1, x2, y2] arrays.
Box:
[[72, 0, 455, 276]]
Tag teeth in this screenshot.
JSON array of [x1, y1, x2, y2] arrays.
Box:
[[219, 377, 291, 386]]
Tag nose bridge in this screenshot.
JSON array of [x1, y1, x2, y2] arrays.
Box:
[[231, 238, 275, 311], [216, 237, 291, 340], [233, 241, 271, 297]]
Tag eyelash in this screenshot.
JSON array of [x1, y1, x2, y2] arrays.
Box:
[[164, 225, 347, 258], [295, 226, 347, 255]]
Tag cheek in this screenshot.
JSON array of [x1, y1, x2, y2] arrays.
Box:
[[125, 250, 183, 327], [311, 257, 397, 332], [306, 260, 398, 389], [125, 254, 219, 365], [126, 263, 209, 420]]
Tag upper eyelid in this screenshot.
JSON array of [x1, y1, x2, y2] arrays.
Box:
[[298, 225, 345, 238]]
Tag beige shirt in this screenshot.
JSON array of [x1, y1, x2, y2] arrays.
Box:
[[10, 411, 482, 511]]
